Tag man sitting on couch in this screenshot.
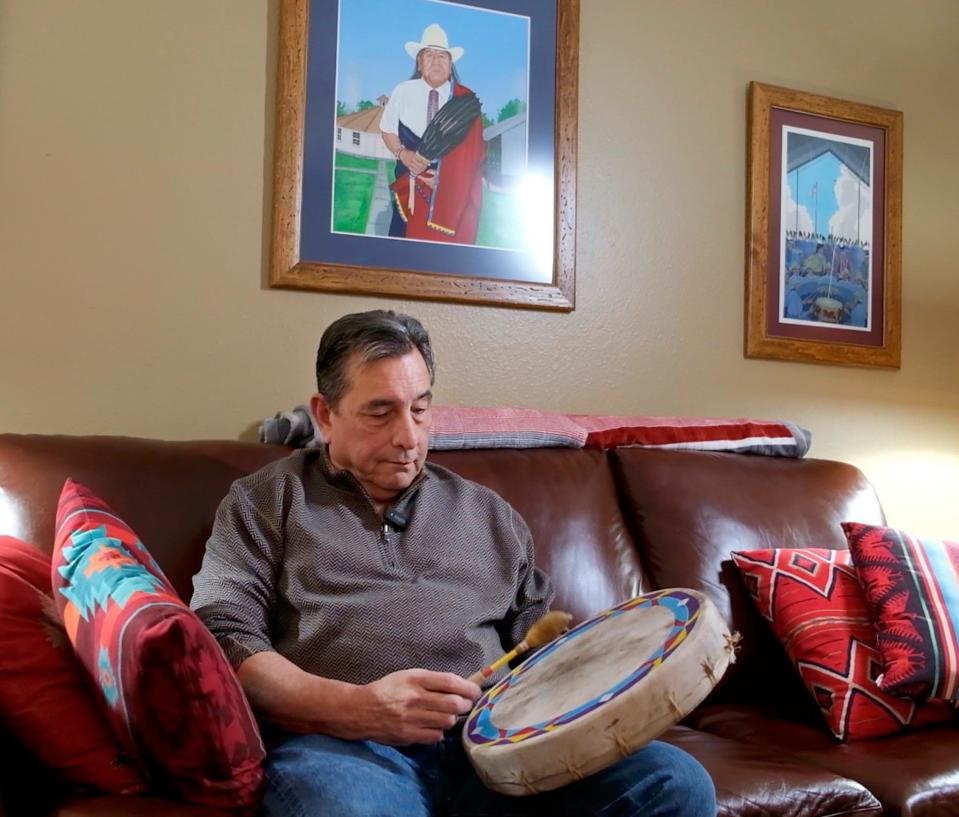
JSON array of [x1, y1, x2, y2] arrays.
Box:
[[191, 309, 716, 816]]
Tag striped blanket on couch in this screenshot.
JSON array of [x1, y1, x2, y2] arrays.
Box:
[[260, 405, 811, 458]]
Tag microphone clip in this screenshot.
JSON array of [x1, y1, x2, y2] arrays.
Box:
[[384, 508, 409, 530]]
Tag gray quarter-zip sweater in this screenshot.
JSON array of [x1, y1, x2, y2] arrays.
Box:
[[190, 448, 552, 686]]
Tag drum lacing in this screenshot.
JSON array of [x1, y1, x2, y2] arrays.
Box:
[[611, 730, 633, 758], [701, 659, 718, 684], [518, 770, 539, 796], [667, 693, 683, 719], [724, 631, 743, 662], [563, 758, 586, 781]]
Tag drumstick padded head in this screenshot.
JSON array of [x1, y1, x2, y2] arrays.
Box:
[[523, 611, 572, 649]]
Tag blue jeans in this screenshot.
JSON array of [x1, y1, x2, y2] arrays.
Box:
[[261, 732, 716, 817]]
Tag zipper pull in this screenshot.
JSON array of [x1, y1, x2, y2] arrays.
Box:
[[381, 524, 395, 569]]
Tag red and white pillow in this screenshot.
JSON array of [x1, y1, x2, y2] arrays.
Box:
[[731, 547, 953, 741], [569, 414, 810, 456]]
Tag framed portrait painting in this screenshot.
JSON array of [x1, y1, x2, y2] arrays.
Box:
[[745, 82, 903, 368], [270, 0, 579, 311]]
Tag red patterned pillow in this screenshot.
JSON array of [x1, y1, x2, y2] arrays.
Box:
[[0, 536, 144, 794], [845, 522, 959, 700], [51, 480, 264, 811], [731, 548, 953, 740]]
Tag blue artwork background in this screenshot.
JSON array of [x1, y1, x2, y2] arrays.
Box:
[[300, 0, 558, 283]]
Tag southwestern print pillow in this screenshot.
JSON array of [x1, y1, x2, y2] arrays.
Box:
[[51, 480, 265, 811], [844, 522, 959, 700], [732, 547, 952, 741], [0, 536, 144, 794]]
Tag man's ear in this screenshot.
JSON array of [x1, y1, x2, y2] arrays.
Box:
[[310, 393, 334, 440]]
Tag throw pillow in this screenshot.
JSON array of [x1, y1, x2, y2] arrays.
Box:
[[844, 521, 959, 700], [731, 547, 953, 741], [51, 480, 265, 811], [0, 536, 144, 794]]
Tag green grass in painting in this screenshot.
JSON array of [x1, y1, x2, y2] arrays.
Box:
[[335, 151, 379, 170], [333, 169, 375, 233]]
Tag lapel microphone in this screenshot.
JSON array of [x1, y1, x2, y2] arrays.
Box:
[[384, 508, 409, 530]]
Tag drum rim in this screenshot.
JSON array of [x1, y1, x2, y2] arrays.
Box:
[[465, 589, 705, 746]]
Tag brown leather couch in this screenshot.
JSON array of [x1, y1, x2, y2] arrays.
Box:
[[1, 433, 956, 816]]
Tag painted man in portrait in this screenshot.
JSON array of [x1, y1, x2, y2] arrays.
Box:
[[380, 24, 485, 244]]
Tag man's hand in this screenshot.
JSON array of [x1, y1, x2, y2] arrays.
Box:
[[353, 669, 481, 745], [236, 653, 480, 744], [400, 149, 430, 176]]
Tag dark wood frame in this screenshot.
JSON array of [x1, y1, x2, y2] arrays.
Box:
[[745, 82, 903, 368], [269, 0, 579, 311]]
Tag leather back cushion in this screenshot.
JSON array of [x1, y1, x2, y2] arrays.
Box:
[[611, 448, 885, 707], [0, 437, 644, 625], [0, 435, 289, 601]]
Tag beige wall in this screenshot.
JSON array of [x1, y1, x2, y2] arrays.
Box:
[[1, 1, 957, 537]]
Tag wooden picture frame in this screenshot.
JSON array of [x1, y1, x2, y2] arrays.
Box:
[[745, 82, 903, 368], [269, 0, 579, 311]]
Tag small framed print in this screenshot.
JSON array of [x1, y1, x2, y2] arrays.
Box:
[[745, 82, 903, 368]]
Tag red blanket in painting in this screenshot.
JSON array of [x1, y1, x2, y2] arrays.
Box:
[[390, 84, 485, 244]]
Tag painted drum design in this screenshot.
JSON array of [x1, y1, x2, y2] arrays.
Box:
[[463, 589, 736, 796]]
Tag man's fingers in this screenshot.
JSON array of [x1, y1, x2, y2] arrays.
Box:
[[416, 670, 482, 701], [414, 709, 458, 731], [446, 694, 475, 715], [418, 691, 474, 716], [405, 727, 445, 744]]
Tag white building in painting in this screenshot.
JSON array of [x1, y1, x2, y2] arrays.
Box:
[[334, 96, 393, 161], [483, 111, 527, 189]]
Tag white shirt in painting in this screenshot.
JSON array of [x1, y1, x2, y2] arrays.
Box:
[[380, 78, 452, 138]]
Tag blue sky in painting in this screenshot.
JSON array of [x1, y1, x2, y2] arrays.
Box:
[[335, 0, 529, 121], [787, 151, 841, 235]]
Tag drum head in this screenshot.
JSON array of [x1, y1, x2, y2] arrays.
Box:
[[463, 589, 733, 796]]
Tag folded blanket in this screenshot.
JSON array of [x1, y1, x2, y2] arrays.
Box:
[[258, 405, 586, 450], [259, 405, 811, 458], [429, 406, 587, 450], [568, 414, 811, 458]]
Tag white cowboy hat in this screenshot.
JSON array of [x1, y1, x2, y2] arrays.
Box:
[[405, 23, 464, 62]]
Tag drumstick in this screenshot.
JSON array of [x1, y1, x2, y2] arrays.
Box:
[[467, 611, 572, 685]]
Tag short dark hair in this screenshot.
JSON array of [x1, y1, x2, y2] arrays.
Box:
[[315, 310, 435, 408]]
